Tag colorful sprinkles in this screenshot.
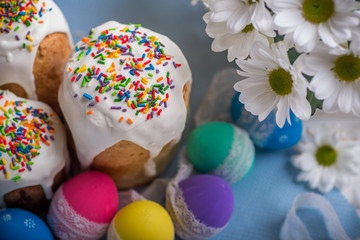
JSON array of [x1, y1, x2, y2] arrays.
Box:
[[0, 90, 56, 182], [69, 24, 182, 125], [0, 0, 51, 51]]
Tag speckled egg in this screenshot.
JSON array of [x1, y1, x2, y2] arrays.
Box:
[[231, 92, 302, 149], [186, 121, 255, 184], [0, 208, 54, 240], [107, 200, 174, 240], [47, 171, 118, 240], [166, 174, 234, 240]]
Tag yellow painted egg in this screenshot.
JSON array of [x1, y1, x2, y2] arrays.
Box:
[[107, 200, 174, 240]]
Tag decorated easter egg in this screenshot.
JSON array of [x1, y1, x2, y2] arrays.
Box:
[[231, 92, 302, 149], [166, 174, 234, 240], [187, 121, 255, 184], [0, 208, 54, 240], [47, 171, 118, 240], [107, 200, 174, 240]]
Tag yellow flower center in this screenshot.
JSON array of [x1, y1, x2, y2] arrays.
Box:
[[268, 68, 293, 95], [334, 54, 360, 82], [302, 0, 335, 23], [315, 145, 337, 166], [242, 24, 254, 33]]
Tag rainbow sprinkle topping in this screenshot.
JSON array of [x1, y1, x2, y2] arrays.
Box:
[[0, 0, 51, 51], [69, 24, 183, 124], [0, 90, 56, 182]]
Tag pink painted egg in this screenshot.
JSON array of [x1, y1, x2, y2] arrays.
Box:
[[47, 171, 118, 240]]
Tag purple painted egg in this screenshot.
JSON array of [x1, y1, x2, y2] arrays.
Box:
[[179, 174, 234, 228], [166, 174, 234, 240]]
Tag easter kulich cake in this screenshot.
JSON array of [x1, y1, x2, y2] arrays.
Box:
[[59, 21, 191, 189], [0, 90, 69, 211], [0, 0, 72, 115]]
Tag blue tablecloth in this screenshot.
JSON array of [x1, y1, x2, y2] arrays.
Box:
[[55, 1, 360, 239]]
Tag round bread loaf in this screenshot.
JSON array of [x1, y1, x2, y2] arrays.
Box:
[[59, 21, 191, 189], [0, 90, 69, 211], [0, 0, 72, 116]]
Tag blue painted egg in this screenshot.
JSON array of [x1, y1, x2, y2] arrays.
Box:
[[187, 121, 255, 184], [0, 208, 54, 240], [231, 92, 302, 149]]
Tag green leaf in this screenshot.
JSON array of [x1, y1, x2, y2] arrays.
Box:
[[288, 48, 300, 65], [306, 89, 323, 115]]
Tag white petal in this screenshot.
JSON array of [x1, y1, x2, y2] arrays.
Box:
[[351, 87, 360, 115], [205, 20, 228, 37], [318, 23, 339, 48], [337, 83, 354, 113], [228, 7, 250, 33], [289, 92, 311, 120], [274, 10, 304, 28], [255, 92, 279, 120], [292, 153, 317, 171], [275, 97, 289, 128], [304, 54, 335, 73], [234, 77, 267, 91], [310, 71, 339, 100], [236, 58, 268, 76], [322, 93, 341, 113], [229, 33, 252, 60], [308, 168, 323, 189], [318, 168, 336, 193], [254, 11, 276, 37], [271, 0, 302, 10], [293, 22, 318, 51]]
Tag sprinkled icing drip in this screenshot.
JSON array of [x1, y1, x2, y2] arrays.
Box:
[[0, 89, 55, 182], [0, 0, 52, 52], [68, 23, 182, 125]]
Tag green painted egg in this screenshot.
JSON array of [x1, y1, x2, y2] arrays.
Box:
[[186, 121, 255, 184]]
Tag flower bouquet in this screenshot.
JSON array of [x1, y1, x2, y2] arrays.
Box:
[[199, 0, 360, 127], [194, 0, 360, 200]]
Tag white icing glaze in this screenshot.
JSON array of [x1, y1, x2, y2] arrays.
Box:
[[59, 21, 191, 175], [0, 0, 72, 99], [0, 90, 69, 208]]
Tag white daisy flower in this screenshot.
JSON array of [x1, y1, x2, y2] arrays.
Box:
[[208, 0, 275, 37], [299, 43, 360, 115], [234, 41, 311, 128], [271, 0, 360, 53], [204, 12, 269, 61], [292, 126, 360, 193]]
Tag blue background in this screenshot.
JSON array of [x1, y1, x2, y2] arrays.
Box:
[[54, 0, 360, 239]]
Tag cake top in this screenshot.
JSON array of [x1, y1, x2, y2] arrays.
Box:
[[65, 21, 190, 129], [0, 90, 56, 182], [0, 0, 72, 100], [61, 21, 191, 170], [0, 90, 68, 207], [0, 0, 54, 52]]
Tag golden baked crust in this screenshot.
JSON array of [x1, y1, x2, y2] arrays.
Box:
[[0, 83, 27, 98], [33, 32, 71, 116], [0, 32, 71, 117], [4, 169, 65, 212], [90, 81, 191, 189]]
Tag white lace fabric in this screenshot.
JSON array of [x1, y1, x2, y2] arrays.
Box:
[[47, 186, 109, 240], [107, 218, 122, 240], [280, 192, 350, 240], [213, 126, 254, 184], [166, 159, 224, 240]]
